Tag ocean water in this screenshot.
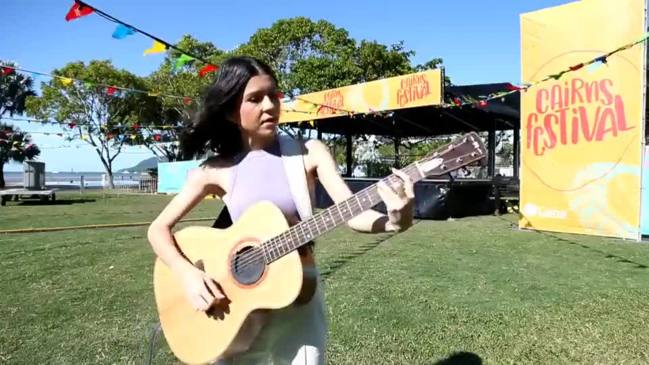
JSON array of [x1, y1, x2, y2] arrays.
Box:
[[3, 171, 145, 188]]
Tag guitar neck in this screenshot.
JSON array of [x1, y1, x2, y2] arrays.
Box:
[[261, 163, 424, 264]]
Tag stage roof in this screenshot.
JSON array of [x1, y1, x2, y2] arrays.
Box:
[[282, 82, 520, 136]]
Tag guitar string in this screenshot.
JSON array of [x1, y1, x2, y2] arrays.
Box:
[[229, 149, 483, 272], [230, 149, 481, 272], [230, 148, 482, 271]]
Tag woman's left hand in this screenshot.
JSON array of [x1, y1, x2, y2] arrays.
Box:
[[377, 168, 415, 232]]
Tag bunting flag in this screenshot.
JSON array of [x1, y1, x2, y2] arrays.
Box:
[[65, 2, 94, 21], [60, 77, 73, 86], [143, 40, 168, 56], [0, 63, 191, 103], [174, 54, 195, 71], [112, 24, 135, 39], [1, 66, 15, 76], [198, 64, 218, 77]]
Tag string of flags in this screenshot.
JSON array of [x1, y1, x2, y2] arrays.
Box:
[[2, 116, 183, 131], [283, 31, 649, 122], [7, 129, 178, 144], [3, 0, 649, 142], [64, 0, 220, 79], [1, 117, 179, 145], [0, 64, 194, 104]]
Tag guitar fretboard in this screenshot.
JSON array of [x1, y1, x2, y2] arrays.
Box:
[[260, 163, 423, 264]]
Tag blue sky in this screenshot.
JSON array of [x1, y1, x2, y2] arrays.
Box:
[[1, 0, 572, 172]]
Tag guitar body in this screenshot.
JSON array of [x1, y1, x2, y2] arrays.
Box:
[[153, 132, 487, 364], [153, 201, 305, 364]]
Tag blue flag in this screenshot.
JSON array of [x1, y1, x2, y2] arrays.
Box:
[[112, 24, 135, 39]]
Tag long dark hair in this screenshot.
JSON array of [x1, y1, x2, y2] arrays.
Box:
[[179, 56, 278, 160]]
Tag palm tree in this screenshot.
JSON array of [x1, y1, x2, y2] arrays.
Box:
[[1, 62, 36, 116], [1, 63, 39, 188], [0, 123, 41, 188]]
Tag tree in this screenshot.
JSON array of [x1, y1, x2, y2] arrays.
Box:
[[0, 61, 36, 116], [414, 57, 451, 86], [236, 17, 358, 94], [354, 40, 415, 82], [26, 60, 160, 188], [146, 35, 226, 161], [0, 123, 40, 188]]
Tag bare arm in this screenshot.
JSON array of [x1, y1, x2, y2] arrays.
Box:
[[306, 139, 414, 233], [147, 167, 226, 311], [147, 167, 215, 274]]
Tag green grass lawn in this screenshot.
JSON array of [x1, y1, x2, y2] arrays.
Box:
[[1, 192, 649, 364]]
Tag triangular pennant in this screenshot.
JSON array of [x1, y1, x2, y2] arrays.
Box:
[[143, 40, 168, 56], [65, 2, 94, 21], [1, 66, 15, 76], [60, 77, 73, 86], [112, 24, 136, 39], [174, 54, 196, 71], [198, 64, 218, 77]]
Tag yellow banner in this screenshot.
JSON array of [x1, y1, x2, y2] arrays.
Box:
[[279, 69, 443, 124], [519, 0, 646, 239]]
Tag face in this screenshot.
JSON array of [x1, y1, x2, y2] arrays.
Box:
[[231, 74, 281, 141]]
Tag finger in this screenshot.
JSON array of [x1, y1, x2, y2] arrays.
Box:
[[199, 285, 215, 305], [204, 276, 224, 300], [391, 168, 414, 198], [377, 182, 400, 210], [192, 295, 209, 311]]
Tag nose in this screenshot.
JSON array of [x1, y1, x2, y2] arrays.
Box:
[[261, 94, 278, 113]]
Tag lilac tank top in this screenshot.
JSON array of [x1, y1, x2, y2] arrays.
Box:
[[222, 140, 299, 222]]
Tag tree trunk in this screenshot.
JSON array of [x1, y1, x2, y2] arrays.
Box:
[[105, 169, 115, 189], [394, 138, 401, 168], [0, 162, 5, 189]]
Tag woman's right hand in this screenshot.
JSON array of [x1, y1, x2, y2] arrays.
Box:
[[179, 266, 225, 311]]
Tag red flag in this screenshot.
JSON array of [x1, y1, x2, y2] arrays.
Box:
[[106, 86, 117, 96], [198, 64, 218, 78], [1, 66, 15, 76], [569, 63, 584, 72], [65, 2, 94, 21]]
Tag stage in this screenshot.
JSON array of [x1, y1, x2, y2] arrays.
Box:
[[315, 177, 514, 220]]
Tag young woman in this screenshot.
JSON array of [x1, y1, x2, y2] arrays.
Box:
[[147, 56, 415, 364]]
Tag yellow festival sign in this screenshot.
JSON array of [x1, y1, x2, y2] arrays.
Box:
[[279, 69, 443, 124], [520, 0, 647, 239]]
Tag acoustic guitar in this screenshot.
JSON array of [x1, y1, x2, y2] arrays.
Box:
[[153, 132, 487, 364]]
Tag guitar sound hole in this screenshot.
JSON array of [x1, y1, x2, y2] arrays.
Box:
[[231, 245, 265, 286]]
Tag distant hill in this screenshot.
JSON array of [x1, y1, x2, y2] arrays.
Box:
[[117, 157, 166, 173]]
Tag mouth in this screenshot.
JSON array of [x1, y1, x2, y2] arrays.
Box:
[[261, 118, 278, 125]]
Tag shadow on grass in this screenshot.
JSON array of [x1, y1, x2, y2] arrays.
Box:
[[13, 199, 96, 206], [319, 221, 423, 280], [499, 212, 648, 270], [429, 351, 483, 365]]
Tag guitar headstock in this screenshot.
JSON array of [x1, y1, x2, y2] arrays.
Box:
[[414, 132, 487, 179]]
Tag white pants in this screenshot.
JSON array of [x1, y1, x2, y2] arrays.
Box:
[[218, 280, 327, 365]]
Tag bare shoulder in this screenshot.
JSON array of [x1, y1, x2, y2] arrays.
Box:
[[304, 139, 332, 160], [302, 139, 332, 170], [186, 156, 234, 196]]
